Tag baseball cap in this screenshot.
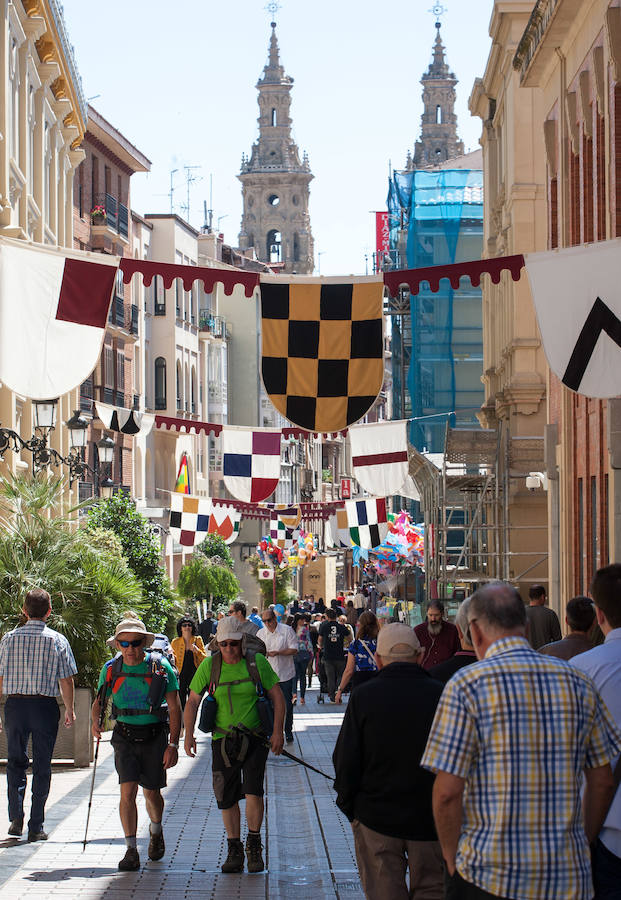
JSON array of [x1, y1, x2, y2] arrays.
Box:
[[376, 623, 421, 659], [216, 617, 244, 642]]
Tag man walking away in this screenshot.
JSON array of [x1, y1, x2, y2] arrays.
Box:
[[428, 598, 477, 683], [197, 609, 216, 643], [92, 618, 181, 871], [184, 617, 285, 874], [0, 588, 77, 841], [572, 565, 621, 898], [256, 609, 297, 743], [318, 609, 349, 702], [414, 600, 461, 670], [525, 583, 562, 649], [540, 595, 595, 660], [229, 601, 260, 637], [333, 623, 444, 899], [422, 581, 621, 900]]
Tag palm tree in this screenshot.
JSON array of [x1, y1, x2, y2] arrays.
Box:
[[0, 473, 143, 690]]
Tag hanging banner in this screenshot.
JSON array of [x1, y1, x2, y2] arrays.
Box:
[[174, 452, 191, 494], [96, 402, 154, 436], [222, 427, 281, 503], [525, 239, 621, 397], [169, 494, 212, 547], [346, 497, 389, 550], [207, 504, 242, 544], [0, 239, 117, 399], [375, 211, 390, 269], [260, 279, 384, 433], [349, 420, 409, 496]]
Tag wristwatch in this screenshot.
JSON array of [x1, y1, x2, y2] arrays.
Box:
[[168, 742, 179, 750]]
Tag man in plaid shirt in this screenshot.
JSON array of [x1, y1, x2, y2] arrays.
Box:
[[422, 581, 621, 900], [0, 588, 77, 841]]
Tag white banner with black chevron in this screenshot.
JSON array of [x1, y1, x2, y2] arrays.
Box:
[[526, 239, 621, 398], [96, 402, 154, 436]]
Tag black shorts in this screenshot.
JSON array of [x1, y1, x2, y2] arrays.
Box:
[[111, 722, 168, 790], [212, 735, 269, 810]]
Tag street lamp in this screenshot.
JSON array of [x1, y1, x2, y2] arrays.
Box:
[[33, 399, 57, 433], [66, 410, 89, 450], [97, 434, 115, 498]]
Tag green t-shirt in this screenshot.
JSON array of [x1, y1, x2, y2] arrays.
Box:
[[189, 653, 279, 741], [97, 653, 179, 726]]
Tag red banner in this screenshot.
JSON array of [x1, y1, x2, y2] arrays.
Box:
[[375, 212, 390, 267]]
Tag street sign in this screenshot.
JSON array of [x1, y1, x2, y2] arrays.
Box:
[[258, 568, 274, 580], [340, 477, 352, 500]]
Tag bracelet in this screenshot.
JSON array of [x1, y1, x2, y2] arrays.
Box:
[[168, 742, 179, 750]]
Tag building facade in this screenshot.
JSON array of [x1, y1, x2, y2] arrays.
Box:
[[238, 22, 314, 274], [0, 0, 86, 489], [469, 1, 551, 601], [513, 0, 621, 604], [73, 105, 150, 502]]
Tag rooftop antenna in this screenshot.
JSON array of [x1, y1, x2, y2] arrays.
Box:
[[169, 168, 178, 214], [180, 165, 202, 223], [205, 173, 214, 233]]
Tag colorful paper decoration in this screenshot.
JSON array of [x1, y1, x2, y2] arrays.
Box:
[[174, 452, 191, 494], [222, 428, 281, 503], [260, 280, 384, 432]]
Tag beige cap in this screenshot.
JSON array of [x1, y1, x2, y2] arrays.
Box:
[[216, 617, 244, 642], [376, 623, 421, 659], [107, 618, 155, 647]]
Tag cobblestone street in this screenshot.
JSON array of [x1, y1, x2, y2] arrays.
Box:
[[0, 690, 361, 899]]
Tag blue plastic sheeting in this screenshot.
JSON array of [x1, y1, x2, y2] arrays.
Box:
[[388, 168, 484, 453]]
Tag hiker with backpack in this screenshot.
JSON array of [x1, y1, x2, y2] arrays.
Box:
[[91, 617, 181, 872], [183, 616, 285, 874]]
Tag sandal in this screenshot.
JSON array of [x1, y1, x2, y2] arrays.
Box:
[[300, 697, 306, 705]]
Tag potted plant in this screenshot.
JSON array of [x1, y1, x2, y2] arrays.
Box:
[[90, 204, 106, 224]]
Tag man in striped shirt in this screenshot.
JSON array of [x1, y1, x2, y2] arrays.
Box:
[[422, 581, 621, 900], [0, 588, 77, 841]]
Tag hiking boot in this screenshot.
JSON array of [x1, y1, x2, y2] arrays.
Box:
[[221, 838, 244, 873], [246, 832, 265, 873], [148, 828, 165, 861], [27, 831, 48, 842], [8, 819, 23, 837], [118, 847, 140, 871]]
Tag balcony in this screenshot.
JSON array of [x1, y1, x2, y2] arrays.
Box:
[[91, 193, 130, 241], [115, 390, 125, 408], [133, 394, 139, 411], [80, 378, 94, 413], [199, 312, 228, 339], [128, 304, 139, 335], [103, 386, 115, 405]]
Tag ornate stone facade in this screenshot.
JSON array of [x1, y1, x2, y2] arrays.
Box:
[[238, 23, 314, 274], [411, 21, 464, 168]]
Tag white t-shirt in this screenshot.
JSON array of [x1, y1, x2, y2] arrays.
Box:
[[256, 622, 298, 682]]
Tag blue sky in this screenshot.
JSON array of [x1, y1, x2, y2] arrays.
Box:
[[61, 0, 493, 274]]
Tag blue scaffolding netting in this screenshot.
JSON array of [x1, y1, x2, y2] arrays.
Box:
[[388, 168, 484, 454]]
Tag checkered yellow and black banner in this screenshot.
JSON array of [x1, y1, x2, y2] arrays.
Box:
[[260, 281, 384, 433]]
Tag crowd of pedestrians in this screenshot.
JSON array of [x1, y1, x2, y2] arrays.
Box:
[[1, 573, 620, 899]]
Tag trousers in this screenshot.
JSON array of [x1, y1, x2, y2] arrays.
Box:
[[352, 819, 443, 899], [323, 658, 346, 700], [279, 677, 294, 740], [4, 695, 60, 833]]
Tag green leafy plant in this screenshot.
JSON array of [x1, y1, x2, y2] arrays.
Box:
[[247, 554, 292, 606], [196, 533, 234, 569], [178, 555, 239, 609], [85, 491, 176, 633], [0, 473, 143, 691]]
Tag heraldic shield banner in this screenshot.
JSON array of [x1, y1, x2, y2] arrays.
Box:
[[260, 280, 384, 433]]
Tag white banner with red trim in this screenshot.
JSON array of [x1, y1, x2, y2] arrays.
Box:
[[349, 419, 409, 496]]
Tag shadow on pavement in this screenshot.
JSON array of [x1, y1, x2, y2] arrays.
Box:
[[24, 867, 119, 880]]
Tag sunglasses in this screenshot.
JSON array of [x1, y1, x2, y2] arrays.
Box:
[[118, 638, 144, 648], [219, 640, 241, 648], [181, 623, 193, 628]]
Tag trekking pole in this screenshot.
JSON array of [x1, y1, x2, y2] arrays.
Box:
[[231, 724, 333, 780], [83, 683, 107, 851]]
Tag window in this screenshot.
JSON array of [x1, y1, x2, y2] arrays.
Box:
[[578, 477, 584, 593], [267, 229, 282, 262], [154, 358, 166, 410], [154, 276, 165, 315], [293, 233, 300, 262], [176, 362, 182, 409], [268, 194, 280, 207], [436, 105, 442, 124], [271, 108, 277, 126], [591, 476, 598, 580]]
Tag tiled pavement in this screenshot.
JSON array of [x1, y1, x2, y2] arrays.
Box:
[[0, 688, 363, 899]]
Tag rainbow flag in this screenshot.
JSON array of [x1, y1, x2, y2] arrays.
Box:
[[174, 452, 190, 494]]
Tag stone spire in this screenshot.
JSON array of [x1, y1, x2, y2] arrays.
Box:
[[238, 23, 314, 274], [412, 22, 464, 168]]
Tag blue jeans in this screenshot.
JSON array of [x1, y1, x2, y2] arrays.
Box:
[[293, 657, 310, 699], [592, 838, 621, 899], [279, 678, 294, 740], [4, 695, 60, 833]]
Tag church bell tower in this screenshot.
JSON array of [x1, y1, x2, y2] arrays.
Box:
[[412, 20, 464, 167], [238, 22, 314, 274]]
